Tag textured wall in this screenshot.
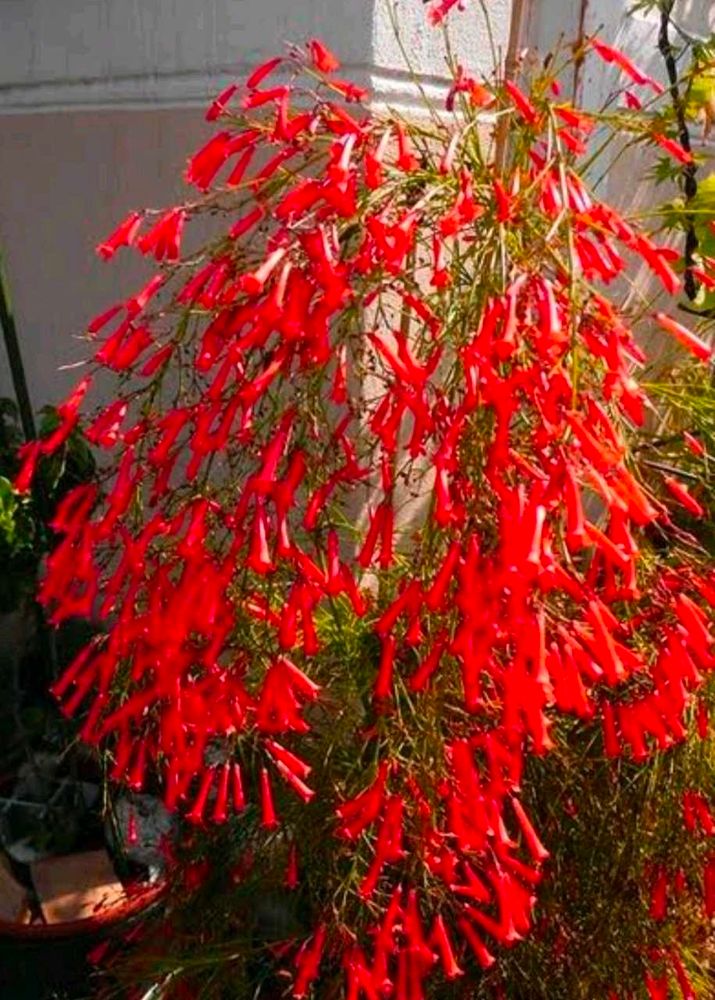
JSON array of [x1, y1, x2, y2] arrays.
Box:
[[0, 0, 509, 112], [0, 0, 372, 110], [0, 109, 211, 403], [0, 0, 513, 406]]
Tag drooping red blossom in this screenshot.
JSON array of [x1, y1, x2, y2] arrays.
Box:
[[590, 37, 665, 94]]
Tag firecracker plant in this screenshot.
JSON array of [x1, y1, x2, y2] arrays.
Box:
[[14, 4, 715, 998]]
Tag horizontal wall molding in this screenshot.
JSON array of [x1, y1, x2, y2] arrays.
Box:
[[0, 63, 456, 116]]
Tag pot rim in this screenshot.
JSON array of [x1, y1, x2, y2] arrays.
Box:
[[0, 879, 165, 940]]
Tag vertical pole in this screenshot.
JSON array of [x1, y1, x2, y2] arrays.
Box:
[[495, 0, 533, 170], [0, 248, 36, 442]]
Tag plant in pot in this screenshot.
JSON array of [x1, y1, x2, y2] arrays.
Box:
[[0, 391, 99, 841], [14, 4, 715, 998], [0, 338, 166, 996]]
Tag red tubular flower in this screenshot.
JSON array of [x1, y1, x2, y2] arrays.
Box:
[[403, 888, 433, 969], [562, 466, 586, 551], [229, 206, 265, 240], [357, 502, 388, 568], [126, 273, 164, 317], [50, 484, 99, 540], [663, 475, 705, 518], [13, 441, 42, 494], [651, 132, 693, 165], [225, 146, 256, 187], [359, 794, 405, 898], [684, 431, 705, 457], [493, 179, 514, 224], [259, 767, 279, 829], [246, 56, 283, 91], [409, 635, 447, 693], [704, 855, 715, 917], [87, 302, 124, 335], [431, 234, 451, 288], [631, 240, 680, 294], [96, 324, 153, 372], [427, 0, 464, 26], [644, 972, 669, 1000], [275, 179, 322, 221], [674, 595, 712, 659], [137, 208, 186, 261], [38, 375, 92, 456], [601, 701, 621, 758], [446, 66, 493, 113], [457, 916, 495, 969], [240, 247, 287, 296], [590, 38, 664, 93], [374, 635, 397, 701], [649, 866, 668, 922], [241, 85, 289, 111], [265, 740, 311, 780], [212, 763, 231, 823], [232, 762, 246, 812], [96, 211, 143, 260], [127, 739, 148, 792], [425, 542, 461, 612], [364, 129, 392, 189], [206, 82, 239, 120], [246, 503, 274, 574], [336, 762, 390, 840], [510, 797, 549, 863], [330, 78, 368, 103], [504, 80, 539, 126], [186, 768, 215, 825], [293, 924, 327, 998], [670, 949, 696, 1000], [655, 312, 713, 362], [308, 40, 340, 73], [140, 343, 173, 377], [344, 948, 380, 1000], [395, 124, 419, 172], [255, 680, 305, 736], [554, 105, 594, 134], [375, 580, 421, 637], [185, 131, 235, 189], [430, 915, 463, 980], [693, 794, 715, 836], [272, 759, 315, 802]]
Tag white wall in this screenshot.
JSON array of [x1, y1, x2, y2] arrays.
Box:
[[0, 0, 513, 407], [0, 0, 512, 114], [0, 0, 373, 111]]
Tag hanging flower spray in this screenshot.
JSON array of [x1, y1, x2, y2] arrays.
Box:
[[18, 5, 715, 997]]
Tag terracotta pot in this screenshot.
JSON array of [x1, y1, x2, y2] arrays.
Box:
[[0, 862, 165, 999], [0, 879, 164, 940]]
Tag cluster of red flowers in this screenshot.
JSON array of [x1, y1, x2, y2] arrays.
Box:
[[16, 29, 715, 999]]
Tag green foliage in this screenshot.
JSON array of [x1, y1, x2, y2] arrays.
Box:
[[652, 32, 715, 314], [686, 39, 715, 122], [0, 397, 96, 613], [103, 705, 715, 1000]]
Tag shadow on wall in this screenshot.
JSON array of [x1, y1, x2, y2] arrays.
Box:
[[676, 0, 715, 33]]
